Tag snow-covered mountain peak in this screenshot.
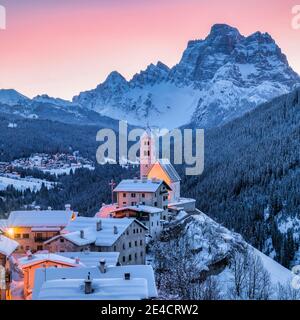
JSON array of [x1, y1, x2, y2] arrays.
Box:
[[73, 22, 300, 128], [2, 24, 299, 129], [207, 23, 243, 41], [102, 71, 127, 87], [131, 61, 170, 87], [0, 89, 30, 106]]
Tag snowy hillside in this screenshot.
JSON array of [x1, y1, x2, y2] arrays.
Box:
[[0, 175, 55, 192], [151, 211, 294, 300], [0, 92, 121, 128], [74, 24, 300, 129]]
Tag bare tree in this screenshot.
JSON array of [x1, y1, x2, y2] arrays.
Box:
[[276, 283, 300, 300], [228, 250, 272, 300], [152, 236, 222, 300]]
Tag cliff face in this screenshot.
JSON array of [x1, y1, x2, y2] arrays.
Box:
[[150, 211, 293, 300]]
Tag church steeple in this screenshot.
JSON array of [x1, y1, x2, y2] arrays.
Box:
[[140, 128, 156, 179]]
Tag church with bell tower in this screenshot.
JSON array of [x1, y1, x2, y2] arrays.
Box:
[[140, 129, 157, 179], [140, 129, 181, 203]]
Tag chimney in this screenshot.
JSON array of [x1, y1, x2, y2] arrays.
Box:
[[80, 230, 84, 239], [113, 226, 118, 234], [96, 220, 102, 231], [84, 272, 93, 294], [142, 176, 147, 183], [124, 273, 131, 280], [65, 204, 71, 211], [99, 259, 106, 273], [26, 250, 33, 260]]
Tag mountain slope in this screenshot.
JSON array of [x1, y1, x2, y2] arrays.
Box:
[[0, 89, 30, 106], [74, 24, 300, 129], [152, 212, 293, 300], [0, 92, 121, 127], [179, 87, 300, 267]]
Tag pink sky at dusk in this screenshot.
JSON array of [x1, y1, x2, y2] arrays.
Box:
[[0, 0, 299, 100]]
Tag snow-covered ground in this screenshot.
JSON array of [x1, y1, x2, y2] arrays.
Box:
[[0, 176, 55, 192], [253, 247, 292, 285], [277, 214, 300, 235], [42, 164, 94, 176]]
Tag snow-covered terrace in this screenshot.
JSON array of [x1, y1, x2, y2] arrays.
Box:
[[114, 205, 164, 214]]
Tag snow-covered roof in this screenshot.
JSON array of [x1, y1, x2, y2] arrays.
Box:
[[114, 205, 164, 214], [37, 278, 148, 300], [95, 204, 118, 218], [48, 217, 147, 247], [113, 179, 165, 193], [57, 252, 119, 268], [0, 235, 19, 256], [63, 228, 97, 246], [156, 159, 181, 182], [6, 210, 75, 228], [31, 227, 61, 232], [17, 253, 82, 268], [0, 219, 7, 231], [33, 264, 157, 300]]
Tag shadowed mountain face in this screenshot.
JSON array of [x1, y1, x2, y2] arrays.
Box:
[[179, 88, 300, 267]]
